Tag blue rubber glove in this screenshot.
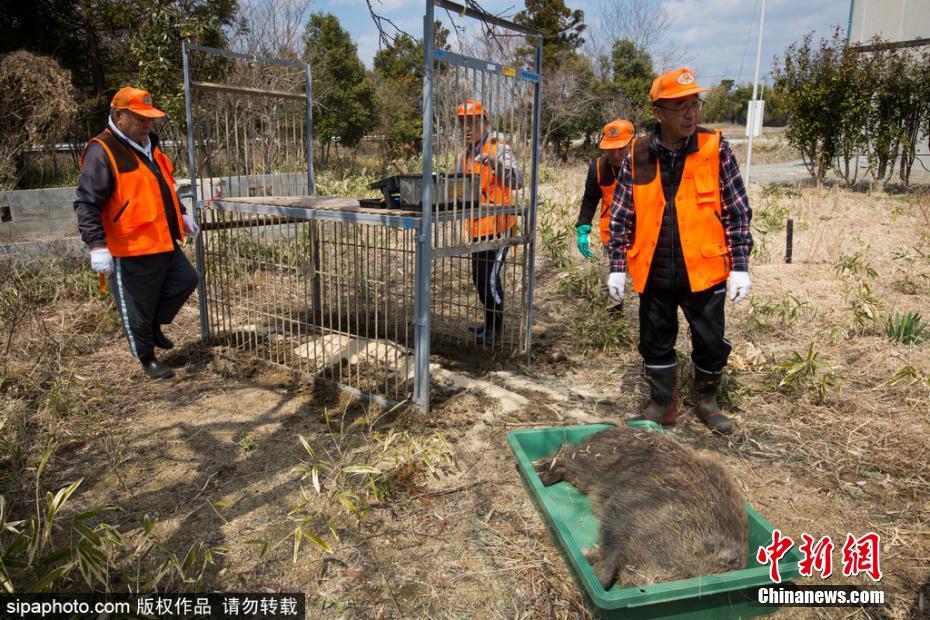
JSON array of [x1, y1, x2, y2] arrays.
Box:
[[576, 224, 593, 259]]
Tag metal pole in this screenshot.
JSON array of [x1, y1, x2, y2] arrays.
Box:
[[524, 39, 543, 366], [305, 63, 315, 195], [785, 218, 794, 264], [413, 1, 435, 411], [183, 42, 210, 342], [304, 62, 321, 325], [745, 0, 766, 186], [310, 222, 322, 325]]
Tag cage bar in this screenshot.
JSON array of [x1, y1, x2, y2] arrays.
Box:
[[184, 2, 542, 410]]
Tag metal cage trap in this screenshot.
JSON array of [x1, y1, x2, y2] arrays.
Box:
[[184, 1, 543, 411]]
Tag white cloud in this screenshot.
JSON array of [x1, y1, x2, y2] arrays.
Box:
[[658, 0, 849, 83], [356, 33, 380, 69], [365, 0, 421, 11]]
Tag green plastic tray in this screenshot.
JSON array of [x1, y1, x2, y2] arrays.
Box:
[[507, 423, 802, 619]]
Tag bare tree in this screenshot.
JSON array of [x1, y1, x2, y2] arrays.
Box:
[[599, 0, 671, 54], [588, 0, 687, 75], [365, 0, 517, 54], [233, 0, 313, 59]]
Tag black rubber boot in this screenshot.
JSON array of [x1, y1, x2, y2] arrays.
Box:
[[474, 309, 503, 345], [474, 321, 503, 345], [693, 367, 733, 435], [632, 363, 678, 426], [140, 353, 174, 379], [153, 324, 174, 350]]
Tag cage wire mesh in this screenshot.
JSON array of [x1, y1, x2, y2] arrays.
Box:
[[414, 0, 543, 406], [185, 2, 541, 410], [426, 38, 540, 354], [185, 45, 415, 405]]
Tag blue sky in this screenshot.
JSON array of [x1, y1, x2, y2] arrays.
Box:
[[311, 0, 851, 86]]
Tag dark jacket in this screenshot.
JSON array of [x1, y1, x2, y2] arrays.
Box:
[[646, 127, 694, 292], [73, 130, 184, 250], [576, 157, 620, 228]]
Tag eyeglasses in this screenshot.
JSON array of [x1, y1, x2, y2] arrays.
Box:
[[654, 99, 704, 113]]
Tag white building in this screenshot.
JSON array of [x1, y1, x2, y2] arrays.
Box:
[[847, 0, 930, 47], [847, 0, 930, 166]]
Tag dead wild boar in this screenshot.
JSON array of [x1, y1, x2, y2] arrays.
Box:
[[533, 426, 748, 590]]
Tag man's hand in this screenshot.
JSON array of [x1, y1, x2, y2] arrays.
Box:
[[727, 271, 751, 303], [607, 272, 626, 302], [576, 225, 593, 259], [182, 213, 200, 236], [475, 147, 515, 174], [90, 247, 114, 275], [475, 144, 523, 189]]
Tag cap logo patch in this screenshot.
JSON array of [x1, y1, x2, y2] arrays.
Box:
[[677, 72, 695, 85], [606, 127, 620, 137], [142, 95, 153, 105]]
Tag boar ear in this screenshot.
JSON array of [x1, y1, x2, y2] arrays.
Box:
[[704, 538, 744, 569]]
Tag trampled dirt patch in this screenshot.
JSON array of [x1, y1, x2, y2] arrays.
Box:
[[2, 171, 929, 619]]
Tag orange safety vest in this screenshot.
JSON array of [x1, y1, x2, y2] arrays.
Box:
[[463, 135, 516, 239], [80, 129, 185, 257], [595, 155, 618, 246], [627, 127, 730, 294]]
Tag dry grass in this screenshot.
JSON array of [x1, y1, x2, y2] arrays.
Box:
[[532, 168, 930, 618], [1, 167, 928, 617]]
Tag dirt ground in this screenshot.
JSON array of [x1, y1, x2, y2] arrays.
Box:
[[2, 165, 929, 619]]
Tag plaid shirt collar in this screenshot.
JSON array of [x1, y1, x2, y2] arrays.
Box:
[[649, 125, 699, 158]]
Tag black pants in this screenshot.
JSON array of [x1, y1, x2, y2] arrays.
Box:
[[108, 245, 199, 359], [471, 246, 509, 329], [638, 282, 731, 373]]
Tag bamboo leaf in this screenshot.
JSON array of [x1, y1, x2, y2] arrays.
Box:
[[181, 543, 202, 571], [299, 527, 331, 553], [292, 528, 302, 563], [298, 435, 316, 460], [72, 522, 101, 546], [35, 446, 55, 483], [244, 538, 269, 559], [27, 566, 69, 592], [333, 492, 356, 514], [342, 465, 381, 476], [311, 467, 321, 494]]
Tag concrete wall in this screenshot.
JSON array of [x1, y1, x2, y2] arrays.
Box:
[[0, 238, 86, 264], [194, 172, 310, 201], [0, 187, 79, 242], [0, 172, 310, 258]]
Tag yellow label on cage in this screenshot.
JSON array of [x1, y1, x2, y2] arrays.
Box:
[[502, 66, 517, 78]]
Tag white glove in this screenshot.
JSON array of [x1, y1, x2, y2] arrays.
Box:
[[182, 213, 200, 236], [607, 272, 626, 303], [475, 147, 515, 173], [727, 271, 751, 303], [90, 247, 114, 275]]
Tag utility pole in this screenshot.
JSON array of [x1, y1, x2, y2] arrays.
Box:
[[745, 0, 766, 186]]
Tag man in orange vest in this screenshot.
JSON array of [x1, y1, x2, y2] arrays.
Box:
[[455, 99, 522, 345], [606, 68, 753, 435], [576, 119, 634, 310], [74, 87, 200, 379]]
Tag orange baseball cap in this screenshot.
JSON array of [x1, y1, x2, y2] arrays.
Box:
[[110, 87, 165, 118], [649, 68, 711, 102], [599, 119, 634, 150], [456, 99, 487, 118]]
